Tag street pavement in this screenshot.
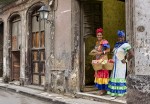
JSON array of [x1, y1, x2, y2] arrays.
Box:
[[0, 83, 110, 104], [0, 88, 51, 104]]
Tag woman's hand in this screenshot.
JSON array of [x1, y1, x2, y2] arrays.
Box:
[[127, 49, 134, 61], [96, 52, 103, 55], [89, 49, 98, 56], [121, 59, 127, 64]]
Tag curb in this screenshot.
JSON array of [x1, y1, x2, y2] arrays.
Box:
[[0, 83, 126, 104], [76, 92, 126, 104], [0, 84, 67, 104]]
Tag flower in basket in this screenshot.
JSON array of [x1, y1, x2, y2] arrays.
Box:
[[92, 60, 97, 64], [98, 59, 103, 63], [101, 60, 108, 64], [108, 59, 114, 63]]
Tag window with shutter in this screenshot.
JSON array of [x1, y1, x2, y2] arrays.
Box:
[[31, 9, 45, 86]]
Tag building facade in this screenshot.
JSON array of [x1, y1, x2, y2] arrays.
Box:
[[0, 0, 150, 103]]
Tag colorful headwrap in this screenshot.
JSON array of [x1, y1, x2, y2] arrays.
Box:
[[117, 30, 125, 37], [96, 28, 103, 34]]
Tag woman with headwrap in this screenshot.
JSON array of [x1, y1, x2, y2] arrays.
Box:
[[91, 28, 110, 95], [107, 30, 134, 97]]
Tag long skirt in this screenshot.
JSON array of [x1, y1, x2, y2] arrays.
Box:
[[107, 56, 127, 96], [94, 70, 109, 90]]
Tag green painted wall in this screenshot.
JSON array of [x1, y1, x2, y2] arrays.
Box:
[[103, 0, 125, 50]]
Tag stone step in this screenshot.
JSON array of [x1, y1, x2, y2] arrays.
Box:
[[9, 81, 20, 86], [76, 92, 126, 104]]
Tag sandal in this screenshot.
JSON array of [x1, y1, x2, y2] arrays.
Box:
[[99, 90, 106, 96]]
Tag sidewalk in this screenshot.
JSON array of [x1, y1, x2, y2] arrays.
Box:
[[0, 82, 109, 104], [0, 82, 126, 104]]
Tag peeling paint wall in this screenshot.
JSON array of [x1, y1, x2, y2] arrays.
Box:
[[50, 0, 72, 93], [0, 0, 79, 94], [0, 0, 47, 83], [2, 0, 150, 98], [48, 0, 81, 93], [54, 0, 71, 71], [127, 0, 150, 103], [134, 0, 150, 75]]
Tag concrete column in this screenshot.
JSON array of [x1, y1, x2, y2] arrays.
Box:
[[125, 0, 135, 75], [19, 11, 27, 85], [127, 0, 150, 104], [3, 16, 10, 82], [44, 7, 52, 91]]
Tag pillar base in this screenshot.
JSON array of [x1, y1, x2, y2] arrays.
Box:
[[3, 76, 10, 83], [127, 75, 150, 104]]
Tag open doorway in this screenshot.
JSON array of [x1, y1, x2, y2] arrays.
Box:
[[80, 0, 126, 93], [0, 22, 3, 77], [80, 1, 103, 91]]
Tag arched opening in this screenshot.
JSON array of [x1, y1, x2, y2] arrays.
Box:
[[27, 2, 45, 86], [9, 14, 21, 81]]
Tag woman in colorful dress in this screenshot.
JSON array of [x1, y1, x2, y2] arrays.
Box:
[[107, 30, 134, 97], [92, 28, 110, 95]]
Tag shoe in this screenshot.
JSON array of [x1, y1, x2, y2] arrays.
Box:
[[99, 90, 106, 96], [110, 96, 116, 100]]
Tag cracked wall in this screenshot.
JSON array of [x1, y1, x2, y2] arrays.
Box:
[[134, 0, 150, 75]]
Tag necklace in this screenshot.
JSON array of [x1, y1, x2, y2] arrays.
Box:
[[114, 41, 127, 48]]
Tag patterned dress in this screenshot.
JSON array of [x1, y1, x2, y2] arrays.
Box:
[[94, 39, 110, 90], [107, 42, 131, 96]]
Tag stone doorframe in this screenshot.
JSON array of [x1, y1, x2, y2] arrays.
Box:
[[125, 0, 135, 74], [71, 0, 135, 92]]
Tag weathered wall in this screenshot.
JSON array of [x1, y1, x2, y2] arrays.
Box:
[[49, 0, 81, 94], [50, 0, 72, 93], [133, 0, 150, 75], [127, 0, 150, 104], [127, 75, 150, 104], [0, 0, 79, 94], [0, 0, 47, 83]]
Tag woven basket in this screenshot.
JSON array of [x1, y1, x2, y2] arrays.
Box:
[[103, 62, 114, 70], [92, 60, 103, 71]]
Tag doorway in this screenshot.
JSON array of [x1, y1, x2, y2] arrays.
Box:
[[81, 1, 103, 91], [30, 8, 45, 86], [10, 15, 21, 81], [0, 22, 3, 77], [80, 0, 126, 91]]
